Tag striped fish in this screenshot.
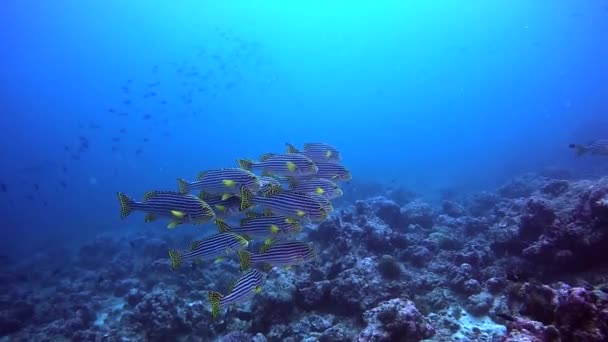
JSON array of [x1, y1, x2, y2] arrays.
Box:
[[199, 192, 241, 218], [240, 186, 330, 222], [569, 140, 608, 156], [237, 240, 316, 271], [286, 142, 341, 163], [168, 232, 249, 269], [117, 191, 215, 229], [307, 161, 351, 181], [288, 178, 343, 199], [208, 269, 265, 318], [177, 168, 260, 196], [214, 214, 301, 244], [237, 153, 318, 177]]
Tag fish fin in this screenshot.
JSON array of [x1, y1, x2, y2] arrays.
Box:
[[237, 159, 253, 171], [116, 192, 136, 219], [303, 143, 314, 151], [326, 150, 332, 158], [208, 291, 223, 319], [142, 191, 158, 201], [263, 208, 274, 216], [284, 266, 292, 270], [176, 178, 190, 194], [263, 184, 283, 197], [315, 187, 325, 195], [171, 210, 185, 218], [569, 144, 588, 156], [237, 250, 252, 272], [214, 204, 226, 212], [214, 257, 224, 263], [234, 234, 249, 247], [221, 193, 232, 200], [286, 218, 302, 233], [259, 153, 275, 162], [167, 221, 181, 229], [260, 239, 277, 253], [255, 285, 263, 293], [286, 161, 296, 172], [222, 180, 235, 188], [296, 210, 306, 217], [168, 250, 182, 270], [240, 186, 254, 211], [215, 219, 231, 232], [144, 213, 156, 222], [269, 224, 280, 234], [285, 143, 299, 153], [196, 170, 209, 180], [200, 202, 216, 218]]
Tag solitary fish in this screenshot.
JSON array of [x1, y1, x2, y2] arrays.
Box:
[[288, 178, 343, 199], [286, 142, 341, 163], [569, 140, 608, 156], [117, 191, 215, 228], [177, 168, 260, 197], [240, 186, 330, 222], [237, 153, 318, 177], [237, 240, 316, 271], [215, 213, 300, 244], [208, 269, 265, 318], [168, 232, 248, 269]]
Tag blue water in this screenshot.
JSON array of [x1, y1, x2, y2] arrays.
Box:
[[1, 0, 607, 256]]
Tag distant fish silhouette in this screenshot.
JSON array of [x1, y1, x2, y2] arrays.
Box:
[[120, 128, 127, 133], [123, 99, 131, 105], [112, 137, 120, 142], [33, 183, 39, 191], [1, 183, 7, 192], [59, 180, 68, 189], [143, 137, 150, 142], [135, 149, 143, 155], [143, 114, 152, 120], [64, 145, 70, 152], [108, 108, 116, 113]]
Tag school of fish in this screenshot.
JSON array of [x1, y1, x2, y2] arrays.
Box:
[[116, 142, 350, 317]]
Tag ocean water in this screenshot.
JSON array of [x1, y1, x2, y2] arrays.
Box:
[[1, 1, 607, 340]]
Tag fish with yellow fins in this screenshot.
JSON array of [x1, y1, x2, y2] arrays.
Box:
[[286, 142, 341, 163], [237, 153, 318, 177], [177, 168, 260, 198], [240, 185, 331, 222], [237, 239, 316, 272], [208, 269, 266, 318], [116, 191, 215, 228], [168, 232, 249, 269]]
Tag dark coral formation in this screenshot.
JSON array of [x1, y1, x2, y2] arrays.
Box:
[[4, 174, 608, 340]]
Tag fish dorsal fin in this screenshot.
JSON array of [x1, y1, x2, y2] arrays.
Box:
[[263, 184, 283, 197], [228, 278, 239, 293], [190, 240, 202, 250], [303, 143, 313, 151], [259, 153, 276, 162], [200, 202, 215, 217], [233, 234, 249, 247], [196, 170, 209, 180], [260, 238, 277, 253], [143, 191, 159, 201], [215, 219, 231, 232], [286, 143, 299, 153]]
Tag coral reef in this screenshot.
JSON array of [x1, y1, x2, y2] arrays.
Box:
[[4, 174, 608, 341]]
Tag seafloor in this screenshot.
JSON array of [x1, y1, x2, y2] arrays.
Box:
[[3, 172, 608, 341]]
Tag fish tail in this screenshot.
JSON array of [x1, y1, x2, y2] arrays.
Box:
[[237, 159, 254, 171], [569, 144, 587, 156], [168, 249, 182, 270], [116, 192, 136, 219], [240, 186, 254, 211], [237, 250, 252, 272], [208, 291, 223, 318], [176, 178, 190, 194]]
